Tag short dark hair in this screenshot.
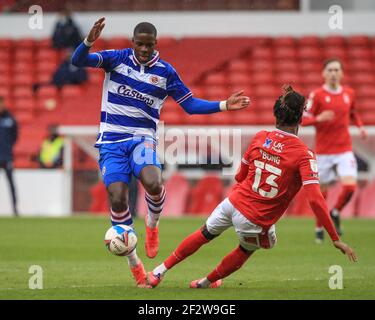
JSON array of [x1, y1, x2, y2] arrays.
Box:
[[323, 58, 344, 70], [273, 85, 306, 126], [133, 22, 157, 38]]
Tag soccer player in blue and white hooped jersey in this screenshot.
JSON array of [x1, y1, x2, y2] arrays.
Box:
[[72, 17, 250, 287]]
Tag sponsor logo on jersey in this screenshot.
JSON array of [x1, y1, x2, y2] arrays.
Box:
[[308, 150, 315, 158], [117, 85, 155, 107], [272, 142, 284, 153], [102, 166, 106, 176], [325, 96, 331, 103], [127, 67, 132, 75], [263, 138, 273, 148]]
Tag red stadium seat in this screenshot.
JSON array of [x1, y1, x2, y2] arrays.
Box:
[[186, 175, 224, 215], [273, 36, 295, 47], [89, 181, 108, 214], [300, 61, 322, 73], [253, 85, 279, 98], [0, 39, 13, 49], [61, 85, 85, 98], [13, 98, 35, 111], [0, 49, 11, 62], [298, 47, 322, 60], [347, 35, 370, 47], [275, 60, 299, 72], [274, 48, 296, 60], [300, 73, 322, 86], [204, 85, 229, 100], [14, 49, 34, 62], [16, 38, 35, 49], [107, 37, 132, 49], [13, 86, 34, 99], [14, 110, 34, 124], [275, 72, 301, 85], [227, 72, 251, 86], [348, 48, 372, 59], [357, 99, 374, 111], [37, 85, 58, 98], [13, 62, 34, 75], [351, 73, 375, 86], [12, 74, 34, 86], [36, 49, 58, 63], [0, 73, 11, 86], [251, 60, 273, 72], [37, 38, 53, 48], [252, 47, 273, 60], [323, 36, 345, 47], [347, 60, 374, 72], [357, 181, 375, 218], [227, 60, 250, 73], [251, 72, 274, 85], [204, 73, 227, 86], [206, 112, 233, 125], [298, 35, 321, 47]]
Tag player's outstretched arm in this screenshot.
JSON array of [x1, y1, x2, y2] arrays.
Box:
[[179, 91, 250, 115], [71, 17, 106, 68], [304, 183, 358, 262]]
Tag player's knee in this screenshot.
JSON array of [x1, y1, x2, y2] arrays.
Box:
[[201, 225, 217, 241], [145, 180, 164, 195], [108, 191, 128, 212], [239, 245, 255, 256]]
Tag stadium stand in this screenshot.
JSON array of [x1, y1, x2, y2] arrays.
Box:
[[1, 35, 374, 170]]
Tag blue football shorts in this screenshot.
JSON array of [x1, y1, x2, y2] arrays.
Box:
[[98, 137, 162, 187]]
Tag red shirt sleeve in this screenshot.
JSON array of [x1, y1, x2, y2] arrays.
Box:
[[301, 91, 319, 126], [235, 141, 252, 183], [350, 90, 364, 128], [298, 149, 320, 186], [303, 184, 340, 241]]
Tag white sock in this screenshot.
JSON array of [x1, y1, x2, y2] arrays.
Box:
[[198, 278, 211, 288], [126, 249, 140, 268], [147, 212, 160, 228], [153, 263, 168, 278], [331, 208, 340, 217]]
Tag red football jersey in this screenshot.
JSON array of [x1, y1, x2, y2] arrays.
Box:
[[302, 85, 363, 154], [229, 129, 319, 229]]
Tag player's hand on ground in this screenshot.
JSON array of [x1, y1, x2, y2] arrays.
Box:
[[226, 91, 250, 111], [359, 126, 368, 140], [316, 110, 335, 122], [87, 17, 106, 43], [333, 241, 358, 262]]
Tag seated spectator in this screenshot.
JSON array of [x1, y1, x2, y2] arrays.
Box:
[[52, 8, 82, 49], [52, 49, 88, 88], [38, 125, 64, 169], [33, 49, 88, 92]]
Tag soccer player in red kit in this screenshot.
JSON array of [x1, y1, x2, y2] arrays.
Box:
[[144, 85, 357, 289], [302, 59, 367, 242]]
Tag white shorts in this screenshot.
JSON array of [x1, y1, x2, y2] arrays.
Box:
[[206, 198, 277, 251], [317, 151, 358, 185]]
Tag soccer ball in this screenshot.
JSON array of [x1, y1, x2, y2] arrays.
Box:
[[104, 225, 137, 256]]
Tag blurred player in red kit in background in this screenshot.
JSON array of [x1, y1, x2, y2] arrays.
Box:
[[145, 86, 357, 289], [302, 59, 367, 243]]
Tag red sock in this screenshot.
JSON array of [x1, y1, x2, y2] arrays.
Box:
[[316, 190, 328, 229], [207, 246, 253, 283], [164, 228, 209, 269], [334, 184, 356, 211]]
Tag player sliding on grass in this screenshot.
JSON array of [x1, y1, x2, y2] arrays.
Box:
[[146, 85, 357, 289], [71, 17, 250, 287], [302, 59, 367, 243]]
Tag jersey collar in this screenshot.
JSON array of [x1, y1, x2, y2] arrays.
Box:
[[131, 50, 160, 68], [322, 84, 343, 95], [274, 128, 300, 139]]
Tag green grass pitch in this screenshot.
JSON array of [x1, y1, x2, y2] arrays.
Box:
[[0, 215, 374, 300]]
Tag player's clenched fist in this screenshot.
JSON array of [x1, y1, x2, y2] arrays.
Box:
[[87, 17, 106, 43]]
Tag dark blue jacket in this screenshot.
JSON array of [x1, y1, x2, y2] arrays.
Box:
[[0, 110, 18, 162]]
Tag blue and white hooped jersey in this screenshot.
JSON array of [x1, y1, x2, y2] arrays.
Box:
[[93, 48, 192, 145]]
